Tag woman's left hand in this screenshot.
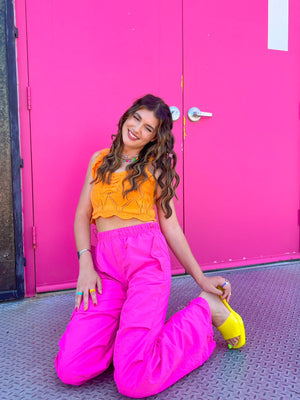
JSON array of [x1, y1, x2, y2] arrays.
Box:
[[198, 275, 232, 303]]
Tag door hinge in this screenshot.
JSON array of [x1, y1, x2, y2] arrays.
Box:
[[26, 86, 32, 110], [14, 27, 19, 38], [32, 226, 37, 249], [20, 158, 24, 168], [24, 257, 27, 266]]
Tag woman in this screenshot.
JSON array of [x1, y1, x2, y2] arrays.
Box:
[[55, 94, 245, 398]]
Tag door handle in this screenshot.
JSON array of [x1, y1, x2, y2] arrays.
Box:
[[187, 107, 213, 122], [170, 106, 180, 121]]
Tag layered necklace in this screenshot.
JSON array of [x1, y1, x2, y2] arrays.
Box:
[[121, 154, 139, 163]]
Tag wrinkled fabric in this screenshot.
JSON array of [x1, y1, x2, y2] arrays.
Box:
[[55, 222, 216, 398]]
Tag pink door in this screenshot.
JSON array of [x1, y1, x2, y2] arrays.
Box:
[[16, 0, 299, 295], [184, 0, 300, 269], [16, 0, 184, 294]]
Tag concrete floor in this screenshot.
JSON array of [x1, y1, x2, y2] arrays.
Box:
[[1, 262, 299, 399]]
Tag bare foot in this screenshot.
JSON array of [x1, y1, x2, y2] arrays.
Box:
[[199, 291, 240, 347]]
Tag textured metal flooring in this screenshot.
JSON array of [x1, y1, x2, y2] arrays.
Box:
[[1, 262, 299, 400]]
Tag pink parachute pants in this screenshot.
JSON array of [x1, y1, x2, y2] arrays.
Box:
[[55, 222, 216, 398]]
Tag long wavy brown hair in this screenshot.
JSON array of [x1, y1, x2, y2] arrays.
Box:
[[94, 94, 180, 218]]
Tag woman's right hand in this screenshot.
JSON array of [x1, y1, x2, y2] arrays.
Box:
[[73, 152, 103, 311], [75, 256, 102, 311]]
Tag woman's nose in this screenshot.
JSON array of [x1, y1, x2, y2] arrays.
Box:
[[133, 121, 142, 133]]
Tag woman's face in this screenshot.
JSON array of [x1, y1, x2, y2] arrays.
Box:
[[122, 108, 159, 154]]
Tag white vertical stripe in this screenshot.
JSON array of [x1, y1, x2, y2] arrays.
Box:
[[268, 0, 289, 51]]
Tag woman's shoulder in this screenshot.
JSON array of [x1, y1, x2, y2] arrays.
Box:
[[90, 148, 110, 178], [147, 163, 161, 180], [91, 148, 110, 162]]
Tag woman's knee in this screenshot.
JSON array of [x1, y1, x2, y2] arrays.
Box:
[[55, 347, 112, 386], [114, 364, 156, 398], [115, 368, 138, 397], [55, 352, 86, 385]]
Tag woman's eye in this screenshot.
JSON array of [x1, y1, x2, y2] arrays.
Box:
[[145, 127, 152, 133], [133, 115, 139, 121]]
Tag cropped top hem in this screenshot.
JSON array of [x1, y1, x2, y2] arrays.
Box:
[[92, 212, 156, 223], [90, 148, 157, 224]]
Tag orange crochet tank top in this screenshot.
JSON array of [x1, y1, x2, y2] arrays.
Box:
[[91, 149, 156, 223]]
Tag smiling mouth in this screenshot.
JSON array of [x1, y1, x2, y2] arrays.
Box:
[[128, 130, 139, 141]]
